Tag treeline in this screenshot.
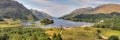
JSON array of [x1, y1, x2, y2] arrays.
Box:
[[94, 17, 120, 31], [62, 12, 120, 22], [0, 27, 62, 40]]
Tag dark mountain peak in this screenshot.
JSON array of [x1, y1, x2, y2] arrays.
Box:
[[0, 0, 36, 20], [0, 0, 15, 3]]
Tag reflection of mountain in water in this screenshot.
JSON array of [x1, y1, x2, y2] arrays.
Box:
[[41, 19, 94, 28]]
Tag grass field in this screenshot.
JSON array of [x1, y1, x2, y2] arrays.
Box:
[[0, 21, 22, 28], [101, 28, 120, 39], [0, 22, 120, 40], [0, 23, 21, 28], [46, 27, 120, 40]]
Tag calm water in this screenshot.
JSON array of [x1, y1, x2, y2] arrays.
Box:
[[41, 19, 94, 28], [22, 19, 94, 28]]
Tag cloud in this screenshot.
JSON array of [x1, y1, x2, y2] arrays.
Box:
[[70, 0, 120, 7], [24, 0, 76, 17], [16, 0, 120, 17]]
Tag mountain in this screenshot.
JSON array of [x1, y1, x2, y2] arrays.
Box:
[[61, 4, 120, 22], [92, 4, 120, 14], [61, 7, 94, 19], [31, 9, 53, 20], [0, 0, 36, 20]]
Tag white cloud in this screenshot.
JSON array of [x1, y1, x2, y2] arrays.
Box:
[[71, 0, 120, 5], [26, 0, 77, 17], [68, 0, 120, 9], [16, 0, 120, 17]]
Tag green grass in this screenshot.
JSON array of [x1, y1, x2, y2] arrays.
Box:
[[49, 27, 120, 40], [0, 26, 120, 40], [0, 22, 21, 28], [0, 27, 50, 40], [62, 28, 98, 40], [101, 28, 120, 38]]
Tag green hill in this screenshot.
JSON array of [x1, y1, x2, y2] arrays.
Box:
[[60, 4, 120, 22]]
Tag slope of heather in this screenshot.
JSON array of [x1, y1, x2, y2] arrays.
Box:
[[92, 4, 120, 14]]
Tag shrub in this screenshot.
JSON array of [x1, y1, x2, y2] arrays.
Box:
[[83, 27, 91, 30], [52, 33, 62, 40], [108, 35, 119, 40], [94, 23, 110, 28], [96, 34, 102, 39], [32, 35, 38, 40], [0, 34, 9, 40], [52, 33, 57, 40], [56, 33, 62, 40], [96, 30, 101, 34], [0, 28, 49, 40]]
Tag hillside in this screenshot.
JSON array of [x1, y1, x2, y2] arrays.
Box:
[[0, 0, 36, 20], [61, 4, 120, 21], [31, 9, 53, 20], [93, 4, 120, 14], [61, 7, 94, 19]]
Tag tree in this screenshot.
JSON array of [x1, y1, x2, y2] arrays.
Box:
[[56, 33, 62, 40], [40, 18, 54, 25], [0, 17, 3, 21], [0, 34, 9, 40], [9, 34, 22, 40], [97, 30, 101, 34], [108, 35, 119, 40], [46, 37, 51, 40], [96, 30, 102, 39], [32, 35, 38, 40], [52, 33, 62, 40], [52, 33, 57, 40]]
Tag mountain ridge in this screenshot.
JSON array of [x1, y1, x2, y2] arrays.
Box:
[[61, 4, 120, 20], [0, 0, 36, 20], [92, 4, 120, 14]]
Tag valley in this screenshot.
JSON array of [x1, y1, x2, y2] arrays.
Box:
[[0, 0, 120, 40]]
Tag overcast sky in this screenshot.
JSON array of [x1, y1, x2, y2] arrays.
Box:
[[16, 0, 120, 17]]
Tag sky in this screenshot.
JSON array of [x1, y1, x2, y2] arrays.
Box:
[[16, 0, 120, 17]]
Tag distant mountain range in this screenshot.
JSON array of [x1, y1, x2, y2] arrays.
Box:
[[60, 4, 120, 22], [31, 9, 53, 20], [0, 0, 53, 21]]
